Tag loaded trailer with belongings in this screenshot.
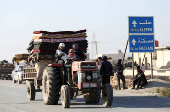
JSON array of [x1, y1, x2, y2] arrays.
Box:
[[0, 60, 15, 80]]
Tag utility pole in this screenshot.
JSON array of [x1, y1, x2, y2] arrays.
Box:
[[122, 38, 129, 64], [91, 31, 98, 59], [132, 53, 134, 78], [151, 53, 153, 79]]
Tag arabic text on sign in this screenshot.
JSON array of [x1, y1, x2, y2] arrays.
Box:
[[138, 38, 153, 43], [139, 20, 152, 25]]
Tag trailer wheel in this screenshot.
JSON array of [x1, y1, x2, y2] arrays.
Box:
[[84, 88, 101, 103], [102, 83, 113, 107], [27, 81, 35, 100], [18, 77, 22, 84], [13, 78, 16, 83], [70, 92, 74, 99], [42, 67, 61, 105], [61, 85, 70, 108]]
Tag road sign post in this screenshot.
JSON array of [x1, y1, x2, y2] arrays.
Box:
[[129, 17, 154, 34], [128, 16, 155, 79], [132, 53, 134, 78], [129, 35, 155, 53]]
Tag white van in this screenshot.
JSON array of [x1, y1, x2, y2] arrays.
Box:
[[11, 65, 24, 84]]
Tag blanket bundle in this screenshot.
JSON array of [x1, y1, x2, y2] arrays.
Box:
[[32, 29, 87, 39], [26, 29, 88, 61]]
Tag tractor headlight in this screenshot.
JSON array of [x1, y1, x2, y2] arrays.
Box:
[[80, 73, 85, 78], [87, 75, 91, 80], [78, 73, 86, 82], [92, 73, 97, 78]]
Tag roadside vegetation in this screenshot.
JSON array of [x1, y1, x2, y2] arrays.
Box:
[[156, 88, 170, 97]]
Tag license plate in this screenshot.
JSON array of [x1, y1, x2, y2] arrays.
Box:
[[83, 83, 97, 88], [90, 83, 97, 87]]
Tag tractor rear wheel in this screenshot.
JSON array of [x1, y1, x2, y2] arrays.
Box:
[[84, 88, 101, 103], [18, 77, 22, 84], [27, 81, 35, 100], [61, 85, 70, 108], [102, 83, 113, 107], [42, 67, 61, 105]]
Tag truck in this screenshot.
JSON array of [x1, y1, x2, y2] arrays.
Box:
[[15, 30, 113, 108], [0, 60, 15, 80]]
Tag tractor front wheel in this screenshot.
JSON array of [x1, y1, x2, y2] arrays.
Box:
[[27, 81, 35, 100], [61, 85, 70, 108], [102, 83, 113, 107]]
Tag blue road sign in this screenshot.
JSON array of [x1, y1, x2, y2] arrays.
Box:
[[129, 17, 154, 34], [129, 35, 155, 52]]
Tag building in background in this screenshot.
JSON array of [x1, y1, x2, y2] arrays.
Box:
[[134, 46, 170, 69], [98, 50, 132, 64]]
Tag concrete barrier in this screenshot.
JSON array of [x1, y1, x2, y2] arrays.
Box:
[[124, 69, 170, 76]]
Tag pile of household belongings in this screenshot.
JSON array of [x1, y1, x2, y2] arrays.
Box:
[[26, 29, 88, 63], [0, 60, 14, 74], [12, 54, 30, 65]]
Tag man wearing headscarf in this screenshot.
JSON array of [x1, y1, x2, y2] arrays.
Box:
[[72, 43, 85, 61], [67, 49, 76, 58], [55, 43, 68, 63], [115, 59, 126, 90], [99, 56, 113, 86], [55, 43, 68, 84]]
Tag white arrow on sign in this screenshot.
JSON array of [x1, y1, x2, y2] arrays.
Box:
[[132, 38, 136, 45], [132, 20, 137, 27]]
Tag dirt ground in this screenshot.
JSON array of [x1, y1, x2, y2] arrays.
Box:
[[110, 75, 170, 96]]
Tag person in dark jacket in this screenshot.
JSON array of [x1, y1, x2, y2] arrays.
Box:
[[100, 56, 113, 85], [98, 57, 102, 65], [72, 43, 84, 61], [115, 59, 126, 90], [132, 69, 142, 89], [137, 66, 148, 89]]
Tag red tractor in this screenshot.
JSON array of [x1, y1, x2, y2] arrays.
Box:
[[23, 29, 113, 108], [41, 58, 113, 108]]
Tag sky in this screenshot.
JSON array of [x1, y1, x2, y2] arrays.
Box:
[[0, 0, 170, 62]]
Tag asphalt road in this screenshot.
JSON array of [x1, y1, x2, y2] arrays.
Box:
[[0, 80, 170, 112]]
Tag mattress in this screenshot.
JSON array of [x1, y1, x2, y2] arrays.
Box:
[[33, 29, 86, 34], [33, 37, 86, 43], [32, 33, 87, 39]]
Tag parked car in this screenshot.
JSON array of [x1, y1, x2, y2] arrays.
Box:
[[11, 65, 24, 84], [124, 62, 138, 68]]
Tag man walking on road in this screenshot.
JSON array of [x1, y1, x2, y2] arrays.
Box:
[[115, 59, 126, 90], [100, 56, 113, 86], [98, 57, 102, 64]]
